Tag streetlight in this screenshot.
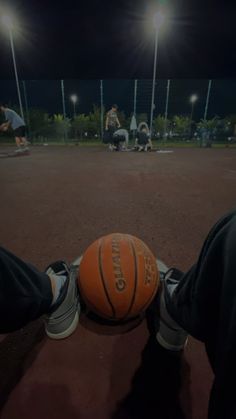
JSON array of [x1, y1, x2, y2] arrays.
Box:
[[1, 13, 24, 119], [189, 94, 198, 139], [70, 94, 78, 118], [190, 94, 198, 120], [150, 11, 165, 140]]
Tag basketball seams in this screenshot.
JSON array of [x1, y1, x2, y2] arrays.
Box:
[[128, 236, 159, 316], [82, 293, 114, 319], [79, 234, 159, 321], [98, 238, 116, 318], [122, 236, 138, 320]]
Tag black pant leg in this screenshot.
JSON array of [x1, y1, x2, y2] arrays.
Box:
[[0, 247, 53, 333], [165, 210, 236, 419], [108, 126, 116, 143]]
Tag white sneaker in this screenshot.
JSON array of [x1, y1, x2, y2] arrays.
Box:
[[45, 261, 80, 340], [156, 268, 188, 351]]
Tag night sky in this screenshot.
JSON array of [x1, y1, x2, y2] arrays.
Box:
[[0, 0, 236, 118]]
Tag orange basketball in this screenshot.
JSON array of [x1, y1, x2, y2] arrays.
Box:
[[78, 233, 159, 320]]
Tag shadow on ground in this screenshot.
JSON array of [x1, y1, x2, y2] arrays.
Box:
[[112, 334, 191, 419], [0, 319, 46, 409]]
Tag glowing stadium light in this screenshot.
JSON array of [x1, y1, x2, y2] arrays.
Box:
[[1, 14, 13, 29], [70, 94, 78, 118], [190, 94, 198, 104], [70, 94, 78, 104], [153, 11, 165, 29]]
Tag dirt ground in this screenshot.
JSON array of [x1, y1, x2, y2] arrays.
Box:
[[0, 146, 236, 419]]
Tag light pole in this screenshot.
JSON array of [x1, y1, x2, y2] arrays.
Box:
[[100, 80, 104, 140], [60, 80, 67, 142], [2, 14, 24, 120], [204, 80, 212, 121], [132, 79, 138, 139], [150, 11, 165, 140], [189, 94, 198, 139], [133, 79, 138, 117], [164, 79, 170, 140], [70, 94, 78, 118], [22, 80, 31, 138]]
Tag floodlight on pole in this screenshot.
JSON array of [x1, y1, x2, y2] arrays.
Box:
[[190, 94, 198, 120], [190, 94, 198, 104], [2, 14, 13, 29], [150, 11, 165, 140], [2, 13, 24, 120], [70, 94, 78, 118], [153, 11, 165, 29], [189, 94, 198, 139]]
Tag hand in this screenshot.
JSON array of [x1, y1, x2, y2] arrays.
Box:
[[0, 124, 8, 132]]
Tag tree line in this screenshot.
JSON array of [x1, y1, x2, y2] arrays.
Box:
[[1, 105, 236, 142]]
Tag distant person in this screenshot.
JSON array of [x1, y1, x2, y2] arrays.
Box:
[[111, 128, 129, 151], [135, 122, 152, 151], [0, 104, 28, 152], [105, 104, 121, 148]]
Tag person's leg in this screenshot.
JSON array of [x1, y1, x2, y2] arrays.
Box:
[[147, 139, 152, 150], [133, 139, 139, 151], [0, 247, 79, 339], [19, 136, 28, 147], [14, 127, 28, 149], [113, 136, 120, 151], [157, 210, 236, 418], [15, 136, 21, 149], [0, 247, 52, 333], [108, 127, 115, 151]]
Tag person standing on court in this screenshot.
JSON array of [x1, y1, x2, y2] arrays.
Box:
[[105, 104, 121, 150], [0, 104, 28, 152]]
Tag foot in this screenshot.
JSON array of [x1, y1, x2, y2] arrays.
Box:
[[45, 261, 80, 340], [156, 267, 188, 351], [109, 144, 116, 151], [21, 146, 29, 152]]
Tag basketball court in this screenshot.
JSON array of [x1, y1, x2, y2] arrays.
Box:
[[0, 145, 236, 419]]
